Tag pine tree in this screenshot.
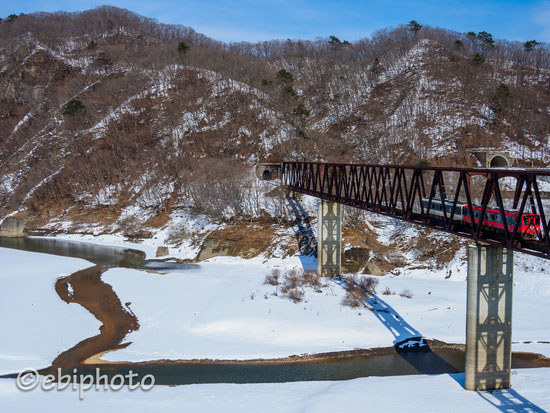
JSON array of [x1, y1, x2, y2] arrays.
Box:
[[370, 57, 383, 77], [472, 53, 485, 66], [63, 99, 86, 116], [96, 52, 113, 66], [177, 41, 190, 54], [292, 104, 310, 117], [328, 35, 342, 47], [524, 40, 540, 52], [490, 83, 512, 119], [277, 69, 294, 83], [476, 31, 495, 47], [407, 20, 422, 34]]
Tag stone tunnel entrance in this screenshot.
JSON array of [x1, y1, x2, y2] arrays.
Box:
[[489, 155, 509, 168]]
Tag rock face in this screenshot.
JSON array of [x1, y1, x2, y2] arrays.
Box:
[[0, 217, 28, 237], [155, 246, 169, 257]]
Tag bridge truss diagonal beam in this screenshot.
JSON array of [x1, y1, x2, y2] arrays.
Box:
[[282, 162, 550, 260]]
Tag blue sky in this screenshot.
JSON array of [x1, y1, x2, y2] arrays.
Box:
[[2, 0, 550, 43]]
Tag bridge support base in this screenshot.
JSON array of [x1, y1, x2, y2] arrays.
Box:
[[465, 245, 513, 391], [317, 200, 341, 277]]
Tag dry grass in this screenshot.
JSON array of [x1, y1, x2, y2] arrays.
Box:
[[264, 269, 281, 286], [266, 268, 325, 304], [382, 286, 394, 295], [399, 288, 413, 299], [340, 274, 379, 308]]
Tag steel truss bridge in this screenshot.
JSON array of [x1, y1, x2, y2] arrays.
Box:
[[282, 162, 550, 260]]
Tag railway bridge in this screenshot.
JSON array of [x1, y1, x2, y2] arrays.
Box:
[[258, 162, 550, 391]]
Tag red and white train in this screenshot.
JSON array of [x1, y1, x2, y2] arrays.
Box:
[[422, 199, 541, 236]]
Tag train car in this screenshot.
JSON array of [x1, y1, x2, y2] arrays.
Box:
[[421, 199, 467, 220], [422, 199, 541, 236]]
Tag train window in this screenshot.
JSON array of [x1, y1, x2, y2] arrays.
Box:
[[535, 216, 540, 225], [523, 216, 529, 225]]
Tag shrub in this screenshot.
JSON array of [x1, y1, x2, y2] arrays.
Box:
[[302, 270, 320, 288], [357, 276, 379, 295], [399, 289, 413, 299], [287, 288, 304, 303], [264, 269, 281, 286], [62, 99, 86, 116], [382, 286, 393, 295], [277, 69, 294, 83], [341, 292, 361, 308]]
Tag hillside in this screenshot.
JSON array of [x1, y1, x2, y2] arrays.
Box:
[[0, 6, 549, 257]]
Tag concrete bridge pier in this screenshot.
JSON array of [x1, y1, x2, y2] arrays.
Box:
[[317, 200, 342, 277], [465, 245, 514, 391]]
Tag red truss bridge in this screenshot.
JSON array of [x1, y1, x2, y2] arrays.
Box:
[[281, 162, 550, 260]]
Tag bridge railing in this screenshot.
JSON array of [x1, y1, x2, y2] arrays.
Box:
[[282, 162, 550, 259]]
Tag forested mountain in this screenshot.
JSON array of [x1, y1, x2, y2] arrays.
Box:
[[1, 6, 549, 227]]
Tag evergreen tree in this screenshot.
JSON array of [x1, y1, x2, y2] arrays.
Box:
[[63, 99, 86, 116], [370, 57, 383, 77], [328, 35, 342, 47], [477, 31, 495, 46], [454, 40, 464, 49], [282, 85, 297, 97], [277, 69, 294, 83], [407, 20, 422, 34], [96, 52, 113, 66], [472, 53, 485, 66], [292, 104, 310, 117], [177, 41, 189, 54], [490, 82, 512, 118], [524, 40, 540, 52]]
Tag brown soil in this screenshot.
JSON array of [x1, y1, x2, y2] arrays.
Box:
[[43, 265, 139, 373], [144, 211, 171, 228], [196, 222, 279, 261], [342, 222, 405, 275]]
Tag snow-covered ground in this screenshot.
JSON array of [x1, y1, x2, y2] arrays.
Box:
[[2, 235, 550, 411], [98, 252, 550, 362], [13, 226, 550, 362], [1, 368, 549, 412], [0, 248, 101, 375]]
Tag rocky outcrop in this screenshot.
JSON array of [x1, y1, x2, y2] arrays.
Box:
[[156, 246, 169, 257], [0, 217, 29, 237]]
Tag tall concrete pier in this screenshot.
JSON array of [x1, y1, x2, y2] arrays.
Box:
[[465, 245, 514, 391], [317, 200, 342, 277]]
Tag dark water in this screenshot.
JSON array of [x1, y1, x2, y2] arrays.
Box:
[[0, 236, 145, 267], [62, 350, 549, 385]]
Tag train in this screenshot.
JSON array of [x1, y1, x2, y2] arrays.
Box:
[[421, 198, 541, 236]]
